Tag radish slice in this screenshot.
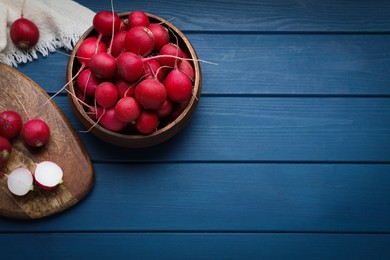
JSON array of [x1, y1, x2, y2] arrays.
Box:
[[34, 161, 63, 189], [7, 167, 34, 196]]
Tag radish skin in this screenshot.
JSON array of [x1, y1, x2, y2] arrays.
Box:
[[21, 119, 50, 148], [0, 136, 12, 167], [0, 110, 23, 139], [115, 97, 140, 123], [93, 11, 120, 37], [128, 10, 150, 28], [158, 43, 185, 68], [135, 110, 159, 134], [89, 52, 117, 80], [135, 79, 167, 110], [95, 82, 119, 108], [77, 69, 101, 97], [116, 79, 136, 98], [164, 69, 193, 103], [148, 23, 169, 51], [116, 52, 144, 82], [99, 107, 127, 132], [77, 37, 107, 67], [10, 18, 40, 49], [124, 26, 155, 57]]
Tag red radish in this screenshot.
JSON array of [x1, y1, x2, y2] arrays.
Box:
[[142, 59, 165, 81], [95, 82, 118, 108], [34, 161, 63, 189], [75, 89, 86, 103], [0, 110, 23, 139], [164, 69, 193, 103], [93, 11, 120, 37], [148, 23, 170, 51], [168, 100, 190, 122], [10, 18, 39, 49], [119, 18, 129, 31], [88, 52, 117, 80], [116, 79, 136, 98], [158, 43, 185, 67], [109, 30, 127, 57], [6, 167, 34, 196], [76, 37, 107, 68], [21, 119, 50, 148], [0, 136, 12, 167], [116, 52, 144, 82], [135, 110, 159, 134], [115, 97, 140, 123], [77, 69, 101, 97], [124, 26, 155, 57], [47, 37, 106, 104], [128, 10, 150, 28], [156, 99, 173, 118], [87, 106, 104, 121], [46, 37, 107, 105], [75, 89, 94, 107], [99, 107, 127, 132], [135, 79, 167, 110], [178, 59, 195, 81]]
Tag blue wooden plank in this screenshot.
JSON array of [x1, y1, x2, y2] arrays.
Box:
[[17, 34, 390, 95], [1, 233, 390, 259], [190, 34, 390, 96], [1, 163, 390, 232], [50, 96, 390, 163], [73, 0, 390, 32]]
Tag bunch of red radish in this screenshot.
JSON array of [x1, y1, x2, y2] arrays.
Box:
[[73, 10, 196, 134], [9, 5, 40, 50], [0, 110, 63, 196]]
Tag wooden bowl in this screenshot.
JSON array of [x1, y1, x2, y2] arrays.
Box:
[[66, 12, 202, 148]]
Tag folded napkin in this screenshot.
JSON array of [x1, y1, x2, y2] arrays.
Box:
[[0, 0, 95, 67]]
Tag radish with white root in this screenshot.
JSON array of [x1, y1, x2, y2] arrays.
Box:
[[34, 161, 63, 189], [6, 167, 34, 196]]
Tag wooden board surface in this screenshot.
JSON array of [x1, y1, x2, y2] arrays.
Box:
[[1, 163, 389, 233], [1, 0, 390, 258], [0, 64, 94, 219], [19, 34, 390, 96]]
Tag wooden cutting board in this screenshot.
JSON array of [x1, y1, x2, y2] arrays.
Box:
[[0, 63, 94, 219]]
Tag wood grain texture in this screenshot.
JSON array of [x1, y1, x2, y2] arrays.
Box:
[[1, 233, 390, 259], [1, 163, 389, 233], [1, 0, 390, 258], [75, 0, 390, 32], [18, 34, 390, 95], [0, 64, 94, 219], [50, 96, 390, 163]]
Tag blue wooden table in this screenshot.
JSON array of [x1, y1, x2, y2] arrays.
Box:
[[1, 0, 390, 258]]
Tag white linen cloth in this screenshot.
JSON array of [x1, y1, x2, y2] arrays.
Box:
[[0, 0, 95, 67]]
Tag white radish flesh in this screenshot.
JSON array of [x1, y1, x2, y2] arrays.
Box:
[[34, 161, 63, 189], [7, 167, 34, 196]]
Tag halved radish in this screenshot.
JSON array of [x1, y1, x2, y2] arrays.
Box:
[[34, 161, 63, 189], [7, 167, 34, 196]]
